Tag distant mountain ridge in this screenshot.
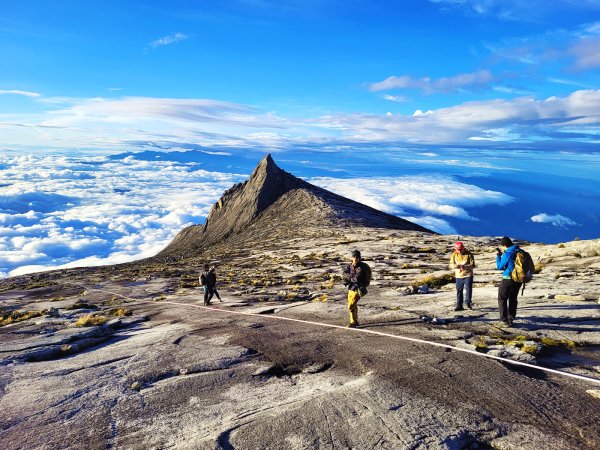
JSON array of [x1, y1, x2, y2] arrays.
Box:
[[159, 154, 432, 258]]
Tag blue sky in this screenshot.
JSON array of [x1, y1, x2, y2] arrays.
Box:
[[2, 0, 600, 151], [1, 1, 600, 276]]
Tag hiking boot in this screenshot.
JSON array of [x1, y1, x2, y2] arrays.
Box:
[[454, 306, 464, 311], [496, 321, 509, 328], [507, 316, 514, 326], [347, 323, 359, 328], [466, 304, 473, 310]]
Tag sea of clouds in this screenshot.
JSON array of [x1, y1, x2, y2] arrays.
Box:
[[0, 151, 589, 278], [0, 153, 246, 277], [311, 175, 513, 233]]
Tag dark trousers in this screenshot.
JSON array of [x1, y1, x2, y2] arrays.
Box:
[[204, 286, 215, 305], [498, 278, 521, 322], [455, 276, 473, 308]]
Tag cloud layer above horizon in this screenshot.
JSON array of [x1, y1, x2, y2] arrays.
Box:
[[1, 88, 600, 154]]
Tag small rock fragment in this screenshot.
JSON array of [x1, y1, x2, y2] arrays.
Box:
[[303, 363, 330, 374], [105, 318, 122, 328], [46, 308, 60, 318], [130, 381, 143, 391], [554, 294, 586, 302], [586, 389, 600, 399], [252, 363, 276, 377]]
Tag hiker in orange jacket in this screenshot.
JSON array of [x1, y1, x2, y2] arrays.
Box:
[[449, 241, 475, 311]]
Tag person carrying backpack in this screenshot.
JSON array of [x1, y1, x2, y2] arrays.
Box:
[[342, 249, 371, 328], [449, 241, 475, 311], [495, 236, 524, 327], [200, 264, 217, 306]]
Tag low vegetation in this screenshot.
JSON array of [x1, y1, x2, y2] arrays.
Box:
[[108, 307, 132, 317], [417, 273, 455, 288], [541, 337, 577, 348], [25, 281, 58, 290], [74, 314, 109, 327], [0, 310, 45, 327], [65, 301, 97, 310]]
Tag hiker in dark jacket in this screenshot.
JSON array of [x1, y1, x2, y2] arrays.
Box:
[[210, 265, 223, 302], [200, 264, 217, 306], [342, 249, 369, 328], [495, 236, 522, 327]]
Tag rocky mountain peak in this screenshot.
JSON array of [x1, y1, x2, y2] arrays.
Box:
[[159, 155, 432, 258], [251, 153, 279, 179]]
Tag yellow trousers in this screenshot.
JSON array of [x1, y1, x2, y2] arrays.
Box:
[[347, 290, 361, 325]]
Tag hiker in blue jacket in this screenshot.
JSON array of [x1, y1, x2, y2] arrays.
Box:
[[495, 236, 522, 327]]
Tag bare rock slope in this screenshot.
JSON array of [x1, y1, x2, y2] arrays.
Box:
[[1, 156, 600, 449]]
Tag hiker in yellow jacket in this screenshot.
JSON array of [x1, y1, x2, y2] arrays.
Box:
[[449, 241, 475, 311]]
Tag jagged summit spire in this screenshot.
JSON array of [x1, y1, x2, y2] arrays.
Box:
[[249, 153, 284, 182], [256, 153, 276, 171]]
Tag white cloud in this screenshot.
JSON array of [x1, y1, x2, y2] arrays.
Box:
[[313, 89, 600, 144], [569, 36, 600, 70], [547, 78, 591, 88], [381, 94, 409, 103], [369, 70, 494, 93], [430, 1, 600, 22], [310, 175, 513, 229], [403, 216, 457, 234], [0, 89, 41, 98], [0, 153, 247, 277], [0, 95, 300, 151], [486, 19, 600, 72], [148, 32, 188, 49], [531, 212, 580, 228]]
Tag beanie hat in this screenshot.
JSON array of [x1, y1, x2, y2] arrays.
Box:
[[351, 249, 361, 258], [454, 241, 464, 251]]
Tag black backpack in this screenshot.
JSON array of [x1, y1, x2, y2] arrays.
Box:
[[362, 262, 372, 287]]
